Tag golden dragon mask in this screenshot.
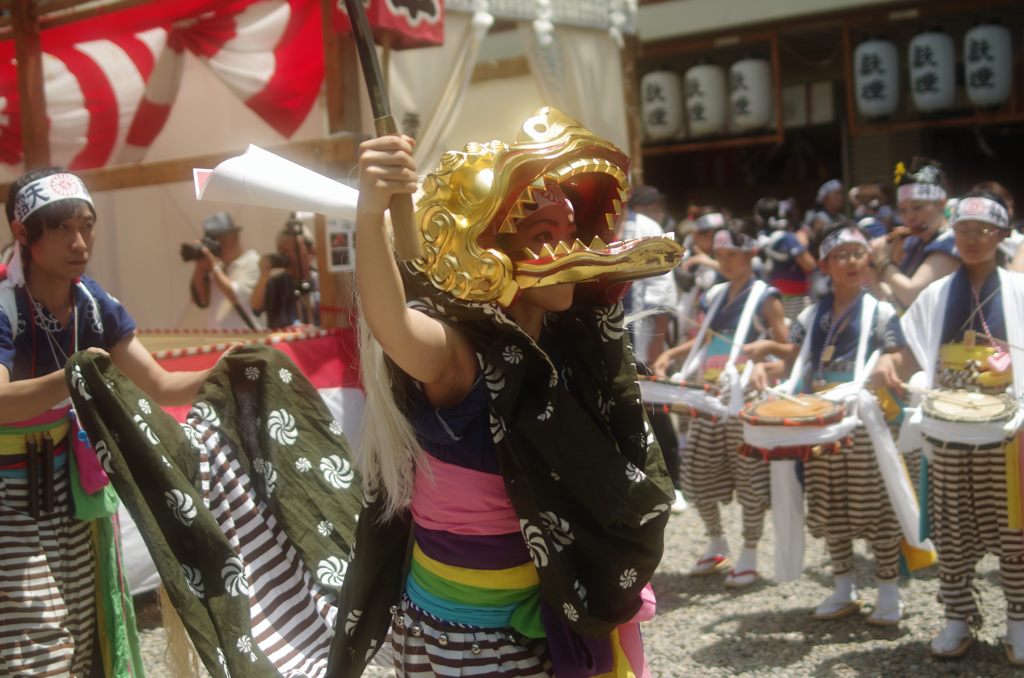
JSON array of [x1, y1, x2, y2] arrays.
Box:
[[413, 107, 684, 306]]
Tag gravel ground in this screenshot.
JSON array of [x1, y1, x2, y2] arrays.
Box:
[[137, 500, 1022, 677]]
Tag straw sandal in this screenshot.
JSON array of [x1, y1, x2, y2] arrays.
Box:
[[689, 554, 731, 576]]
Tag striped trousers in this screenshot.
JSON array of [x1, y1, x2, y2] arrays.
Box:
[[929, 442, 1024, 624], [805, 427, 902, 581], [780, 295, 810, 323], [0, 470, 96, 677], [682, 418, 770, 547]]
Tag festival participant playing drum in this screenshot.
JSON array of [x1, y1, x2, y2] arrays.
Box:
[[0, 168, 218, 675], [870, 158, 959, 310], [752, 226, 907, 625], [873, 192, 1024, 662], [654, 227, 788, 587], [330, 110, 682, 677]]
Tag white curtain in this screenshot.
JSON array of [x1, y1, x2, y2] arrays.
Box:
[[389, 8, 495, 167], [519, 24, 629, 153]]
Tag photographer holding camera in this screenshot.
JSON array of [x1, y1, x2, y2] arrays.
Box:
[[185, 212, 262, 329], [251, 216, 319, 328]]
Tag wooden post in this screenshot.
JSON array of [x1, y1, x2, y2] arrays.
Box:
[[317, 0, 363, 328], [12, 0, 50, 169], [621, 34, 644, 186]]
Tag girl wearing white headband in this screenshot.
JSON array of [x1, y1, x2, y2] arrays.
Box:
[[752, 225, 925, 626], [0, 168, 218, 675], [654, 227, 790, 588], [870, 157, 959, 309], [872, 191, 1024, 663]]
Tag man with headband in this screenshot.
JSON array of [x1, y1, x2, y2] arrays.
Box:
[[807, 179, 845, 239], [654, 227, 789, 588], [870, 158, 959, 309], [0, 168, 218, 675], [873, 192, 1024, 663], [752, 225, 928, 626]]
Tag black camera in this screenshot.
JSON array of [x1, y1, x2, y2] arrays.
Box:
[[268, 252, 290, 268], [180, 237, 223, 262]]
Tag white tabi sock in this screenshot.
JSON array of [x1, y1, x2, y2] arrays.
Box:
[[869, 580, 902, 624], [704, 536, 729, 559], [1007, 619, 1024, 659], [931, 619, 971, 654], [815, 573, 858, 617], [734, 546, 757, 574]]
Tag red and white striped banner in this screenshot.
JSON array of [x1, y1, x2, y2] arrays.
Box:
[[0, 0, 440, 170]]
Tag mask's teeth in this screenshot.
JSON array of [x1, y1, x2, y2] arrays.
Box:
[[554, 241, 571, 257], [521, 247, 538, 260], [540, 243, 557, 258], [605, 211, 617, 231], [590, 235, 608, 250], [618, 187, 629, 202], [612, 198, 622, 216], [570, 238, 587, 253], [498, 218, 517, 235]]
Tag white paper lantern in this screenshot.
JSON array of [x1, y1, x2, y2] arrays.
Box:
[[853, 38, 899, 118], [729, 58, 772, 130], [684, 62, 726, 137], [964, 22, 1013, 108], [640, 70, 683, 141], [908, 29, 955, 112]]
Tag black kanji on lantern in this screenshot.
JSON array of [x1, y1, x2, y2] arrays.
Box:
[[912, 45, 938, 70], [861, 80, 886, 100], [730, 71, 748, 93], [914, 73, 938, 94], [646, 108, 668, 126], [684, 78, 703, 99], [967, 39, 994, 63], [969, 67, 995, 89], [734, 97, 750, 116], [689, 103, 706, 121], [859, 53, 885, 76], [644, 82, 667, 104]]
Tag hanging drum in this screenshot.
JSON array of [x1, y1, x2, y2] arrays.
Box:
[[853, 38, 899, 118], [729, 57, 772, 131], [640, 69, 683, 141], [908, 28, 955, 112], [964, 20, 1013, 108], [684, 61, 726, 137]]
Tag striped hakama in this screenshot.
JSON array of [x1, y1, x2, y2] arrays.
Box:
[[682, 417, 770, 545], [780, 295, 810, 323], [0, 469, 96, 677], [928, 441, 1024, 624], [804, 426, 902, 581]]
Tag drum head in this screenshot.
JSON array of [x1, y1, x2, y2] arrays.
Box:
[[739, 395, 845, 427], [923, 390, 1015, 424]]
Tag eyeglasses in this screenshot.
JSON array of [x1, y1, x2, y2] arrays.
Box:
[[828, 249, 868, 263], [953, 223, 1000, 239]]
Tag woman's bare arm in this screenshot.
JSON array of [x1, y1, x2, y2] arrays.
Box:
[[356, 136, 477, 408]]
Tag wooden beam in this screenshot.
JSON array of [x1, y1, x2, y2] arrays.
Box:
[[11, 0, 50, 169], [39, 0, 154, 29], [471, 56, 530, 83], [642, 133, 782, 157], [0, 134, 363, 200], [621, 34, 645, 185]]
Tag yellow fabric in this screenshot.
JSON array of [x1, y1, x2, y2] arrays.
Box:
[[0, 421, 69, 455], [1008, 435, 1022, 532], [874, 387, 903, 423], [897, 454, 936, 570], [594, 629, 635, 678], [939, 343, 1012, 390], [411, 544, 540, 590]]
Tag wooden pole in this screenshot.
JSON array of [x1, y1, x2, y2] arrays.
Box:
[[11, 0, 50, 169], [621, 33, 644, 186], [316, 0, 361, 328]]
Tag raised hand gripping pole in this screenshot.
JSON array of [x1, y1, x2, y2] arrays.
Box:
[[341, 0, 422, 261]]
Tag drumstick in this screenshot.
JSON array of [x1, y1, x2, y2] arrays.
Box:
[[979, 333, 1024, 354], [764, 386, 810, 407], [900, 382, 984, 409]]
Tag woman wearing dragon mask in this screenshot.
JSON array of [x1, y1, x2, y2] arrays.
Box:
[[327, 109, 683, 677]]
